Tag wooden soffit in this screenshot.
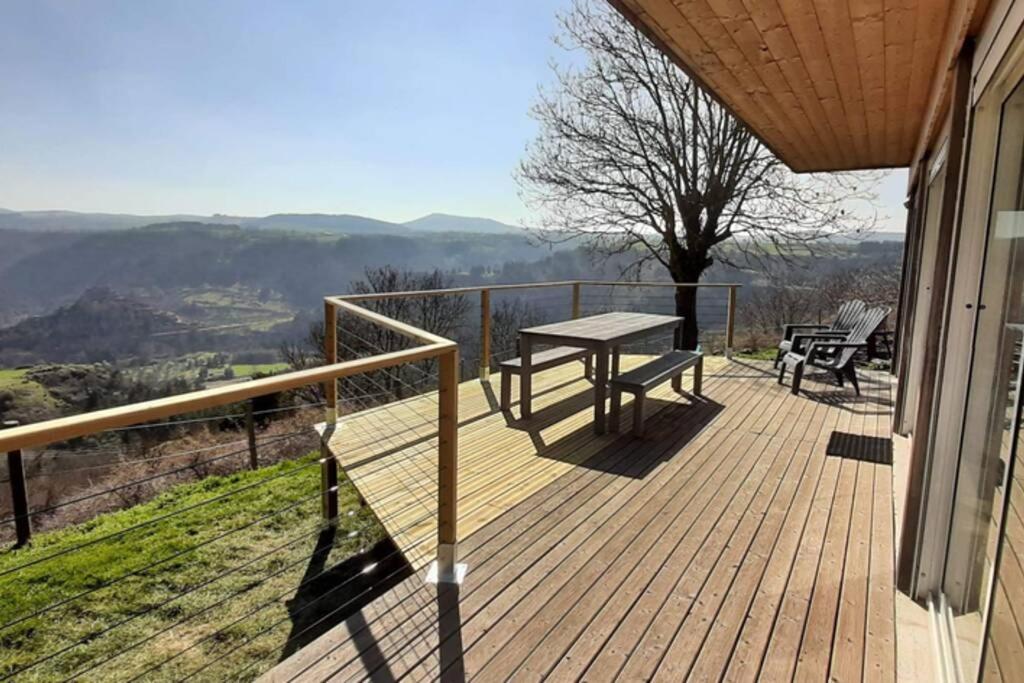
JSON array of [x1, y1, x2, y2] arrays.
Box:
[[610, 0, 988, 172]]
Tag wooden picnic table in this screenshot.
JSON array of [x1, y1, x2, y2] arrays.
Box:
[[518, 312, 683, 434]]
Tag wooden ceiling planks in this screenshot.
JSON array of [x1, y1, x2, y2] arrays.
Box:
[[613, 0, 978, 171]]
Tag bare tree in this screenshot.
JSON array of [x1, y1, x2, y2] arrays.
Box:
[[490, 299, 546, 364], [282, 267, 469, 406], [517, 1, 880, 348]]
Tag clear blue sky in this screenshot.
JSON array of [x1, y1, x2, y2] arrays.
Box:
[[0, 0, 906, 229]]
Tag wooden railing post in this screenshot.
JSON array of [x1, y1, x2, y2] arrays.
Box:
[[725, 285, 737, 360], [429, 346, 464, 584], [572, 282, 581, 319], [244, 401, 258, 470], [3, 420, 31, 548], [320, 437, 339, 522], [324, 300, 338, 422], [479, 289, 491, 380]]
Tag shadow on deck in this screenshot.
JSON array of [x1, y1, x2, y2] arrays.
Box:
[[262, 356, 897, 682]]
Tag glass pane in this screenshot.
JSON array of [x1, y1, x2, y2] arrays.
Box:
[[943, 78, 1024, 680]]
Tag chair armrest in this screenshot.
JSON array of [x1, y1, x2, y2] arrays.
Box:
[[790, 331, 849, 353], [782, 323, 828, 340], [806, 340, 867, 364]]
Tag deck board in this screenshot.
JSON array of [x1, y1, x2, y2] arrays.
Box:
[[263, 357, 896, 681]]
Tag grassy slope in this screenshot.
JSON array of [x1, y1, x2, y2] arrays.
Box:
[[0, 453, 386, 681], [0, 368, 63, 420]]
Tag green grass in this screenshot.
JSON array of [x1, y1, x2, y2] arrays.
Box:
[[0, 368, 62, 416], [735, 347, 779, 361], [231, 363, 289, 377], [0, 453, 385, 681]]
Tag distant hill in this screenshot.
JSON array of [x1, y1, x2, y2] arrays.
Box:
[[0, 208, 523, 236], [0, 221, 564, 319], [403, 213, 522, 234], [864, 231, 904, 242], [242, 213, 408, 234], [0, 287, 190, 365], [0, 209, 229, 232]]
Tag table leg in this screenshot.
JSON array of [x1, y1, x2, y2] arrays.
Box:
[[520, 334, 532, 419], [611, 346, 620, 378], [594, 347, 609, 434]]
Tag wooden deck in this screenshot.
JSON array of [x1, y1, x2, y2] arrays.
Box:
[[265, 356, 897, 682]]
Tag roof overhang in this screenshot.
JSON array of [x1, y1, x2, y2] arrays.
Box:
[[609, 0, 989, 172]]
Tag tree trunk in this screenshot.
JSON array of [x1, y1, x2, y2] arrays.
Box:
[[674, 277, 701, 350]]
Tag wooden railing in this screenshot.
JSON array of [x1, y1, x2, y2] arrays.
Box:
[[0, 299, 460, 578], [328, 280, 742, 383], [1, 279, 739, 578]]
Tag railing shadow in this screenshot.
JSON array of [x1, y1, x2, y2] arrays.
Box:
[[437, 583, 465, 683], [279, 532, 413, 661]]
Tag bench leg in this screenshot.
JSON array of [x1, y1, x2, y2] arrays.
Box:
[[632, 389, 646, 438], [610, 386, 622, 432], [671, 373, 682, 393], [500, 369, 512, 411], [791, 360, 804, 395], [694, 356, 703, 395]]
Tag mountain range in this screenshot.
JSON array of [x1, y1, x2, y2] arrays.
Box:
[[0, 209, 524, 236]]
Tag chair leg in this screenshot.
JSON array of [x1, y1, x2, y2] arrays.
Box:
[[791, 361, 804, 395], [845, 364, 861, 396], [774, 347, 784, 369], [610, 387, 622, 432], [500, 369, 512, 411], [778, 362, 787, 385], [632, 389, 645, 438], [834, 370, 844, 387], [694, 357, 703, 395]]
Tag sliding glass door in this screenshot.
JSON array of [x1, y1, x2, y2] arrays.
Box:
[[943, 77, 1024, 681]]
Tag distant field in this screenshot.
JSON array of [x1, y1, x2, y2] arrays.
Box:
[[231, 363, 288, 377], [178, 285, 294, 334], [0, 452, 387, 681]]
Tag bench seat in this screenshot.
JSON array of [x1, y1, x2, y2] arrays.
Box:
[[499, 346, 592, 411], [610, 350, 703, 437]]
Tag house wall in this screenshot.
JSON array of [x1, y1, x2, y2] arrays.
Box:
[[895, 1, 1024, 678]]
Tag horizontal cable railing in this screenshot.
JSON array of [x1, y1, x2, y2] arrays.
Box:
[[0, 297, 459, 681], [0, 278, 739, 680]]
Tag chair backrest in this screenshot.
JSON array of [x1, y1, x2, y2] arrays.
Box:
[[832, 300, 866, 331], [834, 306, 891, 367]]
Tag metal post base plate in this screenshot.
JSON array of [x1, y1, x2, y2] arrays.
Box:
[[426, 560, 467, 585]]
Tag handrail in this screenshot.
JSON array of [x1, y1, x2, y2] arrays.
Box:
[[328, 279, 741, 302], [0, 341, 453, 453], [326, 297, 453, 345], [0, 297, 456, 453]]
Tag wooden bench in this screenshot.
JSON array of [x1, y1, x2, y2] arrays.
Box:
[[609, 350, 703, 437], [499, 346, 593, 411]]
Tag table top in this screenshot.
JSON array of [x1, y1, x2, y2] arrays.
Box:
[[519, 311, 682, 345]]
